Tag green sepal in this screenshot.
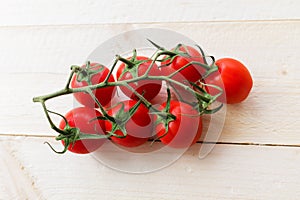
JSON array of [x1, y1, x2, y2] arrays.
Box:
[[117, 51, 150, 84], [147, 39, 166, 51], [76, 61, 105, 85], [195, 44, 208, 65], [106, 99, 143, 138], [44, 109, 108, 154], [151, 87, 176, 143], [201, 63, 219, 79], [202, 103, 223, 115]]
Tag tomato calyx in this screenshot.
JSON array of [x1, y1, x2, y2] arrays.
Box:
[[44, 109, 108, 154], [190, 81, 224, 114], [151, 88, 176, 142], [117, 49, 151, 81], [74, 61, 105, 85], [105, 99, 143, 138]]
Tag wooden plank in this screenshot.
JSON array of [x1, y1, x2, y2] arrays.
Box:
[[0, 0, 299, 26], [0, 21, 299, 145], [0, 137, 41, 199], [1, 136, 300, 199], [0, 21, 299, 75], [0, 73, 73, 136]]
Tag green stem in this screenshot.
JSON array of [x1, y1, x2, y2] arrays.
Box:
[[122, 82, 153, 109], [33, 88, 72, 103], [65, 66, 79, 89], [118, 56, 135, 68], [104, 55, 120, 83], [33, 70, 212, 106], [85, 89, 115, 122], [40, 101, 65, 134]]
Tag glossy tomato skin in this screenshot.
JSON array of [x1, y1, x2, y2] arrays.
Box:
[[155, 101, 202, 148], [105, 100, 153, 147], [206, 58, 253, 104], [59, 107, 106, 154], [116, 56, 162, 101], [161, 46, 205, 101], [71, 63, 116, 108], [161, 45, 205, 83]]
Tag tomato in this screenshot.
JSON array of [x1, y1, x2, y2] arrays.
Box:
[[59, 107, 107, 154], [155, 101, 202, 148], [161, 45, 205, 83], [116, 56, 162, 101], [105, 100, 153, 147], [160, 45, 205, 101], [206, 58, 253, 104], [71, 63, 116, 108]]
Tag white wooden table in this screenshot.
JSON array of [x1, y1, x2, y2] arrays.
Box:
[[1, 1, 300, 199]]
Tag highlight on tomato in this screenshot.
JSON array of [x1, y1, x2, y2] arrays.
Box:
[[71, 62, 116, 108]]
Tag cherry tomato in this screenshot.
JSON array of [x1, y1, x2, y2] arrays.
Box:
[[206, 58, 253, 104], [71, 63, 116, 108], [155, 101, 202, 148], [116, 56, 162, 101], [161, 45, 205, 101], [161, 45, 205, 83], [59, 107, 106, 154], [105, 100, 153, 147]]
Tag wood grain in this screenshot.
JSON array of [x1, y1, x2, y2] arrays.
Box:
[[0, 3, 299, 199], [1, 0, 299, 26], [0, 21, 299, 74], [1, 136, 299, 200], [0, 21, 299, 145]]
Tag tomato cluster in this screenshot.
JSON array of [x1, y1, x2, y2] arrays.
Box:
[[50, 44, 253, 154]]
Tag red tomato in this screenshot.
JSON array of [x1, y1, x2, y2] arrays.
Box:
[[71, 63, 116, 108], [59, 107, 106, 154], [161, 46, 205, 101], [161, 45, 205, 83], [116, 56, 162, 101], [105, 100, 153, 147], [155, 101, 202, 148], [206, 58, 253, 104]]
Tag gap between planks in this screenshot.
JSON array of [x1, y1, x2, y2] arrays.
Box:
[[0, 19, 299, 29], [1, 134, 300, 148]]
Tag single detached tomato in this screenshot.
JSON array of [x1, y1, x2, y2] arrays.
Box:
[[155, 101, 202, 148], [71, 63, 116, 108], [105, 100, 153, 147], [206, 58, 253, 104], [116, 56, 162, 101], [161, 45, 205, 83], [59, 107, 106, 154]]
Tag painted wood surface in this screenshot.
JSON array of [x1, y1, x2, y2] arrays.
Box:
[[1, 136, 300, 200], [1, 0, 299, 26], [1, 21, 299, 73], [0, 0, 299, 199]]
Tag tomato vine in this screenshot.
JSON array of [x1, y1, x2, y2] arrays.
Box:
[[33, 41, 223, 153]]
